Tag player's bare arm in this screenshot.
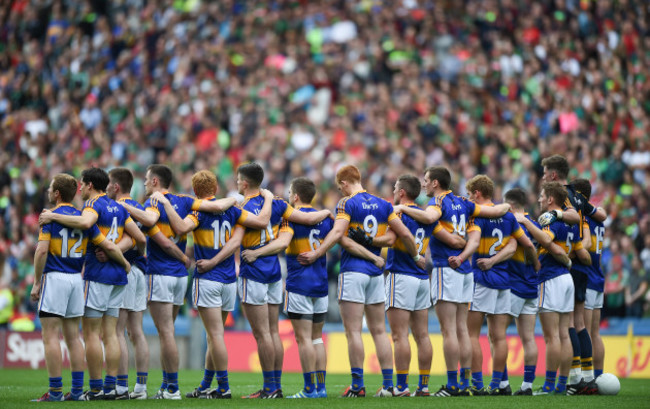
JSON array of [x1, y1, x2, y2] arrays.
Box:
[[97, 238, 131, 271], [340, 236, 385, 269], [297, 218, 347, 265], [476, 236, 517, 271], [150, 230, 191, 267], [388, 217, 418, 258], [196, 226, 245, 273], [121, 201, 160, 227], [448, 229, 480, 269], [30, 240, 49, 302], [394, 204, 441, 224], [476, 203, 511, 218], [288, 207, 333, 225], [434, 228, 466, 249], [124, 219, 146, 254], [239, 189, 274, 229], [39, 208, 98, 230], [241, 230, 292, 264]]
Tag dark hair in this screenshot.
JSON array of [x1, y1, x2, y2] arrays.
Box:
[[291, 177, 316, 203], [397, 174, 421, 200], [81, 167, 109, 192], [237, 162, 264, 187], [541, 155, 570, 180], [542, 182, 568, 206], [504, 188, 528, 209], [424, 166, 451, 190], [108, 167, 133, 193], [147, 164, 173, 189], [52, 174, 78, 203], [571, 178, 592, 200]]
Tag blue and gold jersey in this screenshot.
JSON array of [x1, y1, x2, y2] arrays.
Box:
[[240, 194, 294, 284], [337, 190, 396, 276], [428, 191, 481, 273], [386, 203, 434, 278], [192, 198, 249, 283], [83, 194, 133, 285], [471, 209, 524, 289], [508, 214, 539, 299], [281, 206, 334, 297], [538, 220, 583, 282], [144, 191, 201, 277], [571, 216, 605, 292], [39, 204, 104, 274], [117, 197, 147, 273]]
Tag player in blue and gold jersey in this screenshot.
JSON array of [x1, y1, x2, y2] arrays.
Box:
[[298, 165, 419, 398], [515, 182, 584, 395], [241, 177, 334, 399], [460, 176, 537, 396], [31, 174, 128, 402], [152, 170, 274, 399], [235, 163, 331, 399], [39, 168, 140, 400], [396, 167, 509, 396]]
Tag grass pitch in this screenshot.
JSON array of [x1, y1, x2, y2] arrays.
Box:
[[1, 369, 648, 408]]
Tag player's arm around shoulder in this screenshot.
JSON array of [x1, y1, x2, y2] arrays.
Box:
[[297, 217, 347, 266]]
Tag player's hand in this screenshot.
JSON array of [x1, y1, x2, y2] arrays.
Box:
[[30, 282, 41, 302], [393, 205, 404, 215], [476, 258, 493, 271], [297, 250, 320, 266], [241, 250, 258, 263], [448, 255, 463, 269], [95, 248, 108, 263], [533, 258, 541, 272], [514, 212, 527, 224], [372, 255, 385, 269], [196, 258, 214, 273], [150, 191, 169, 205], [538, 210, 560, 227], [326, 209, 335, 220], [39, 209, 53, 226], [564, 258, 572, 269], [184, 255, 192, 270], [124, 261, 131, 273], [260, 189, 274, 201], [415, 256, 426, 270], [348, 226, 373, 247]]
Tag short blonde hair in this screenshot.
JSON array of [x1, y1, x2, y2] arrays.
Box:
[[192, 170, 218, 198], [465, 175, 494, 199]]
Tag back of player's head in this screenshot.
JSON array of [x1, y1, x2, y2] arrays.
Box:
[[192, 170, 218, 198], [465, 175, 494, 199], [424, 166, 451, 190], [237, 162, 264, 188], [571, 178, 592, 200], [52, 174, 78, 203], [541, 155, 570, 180], [108, 167, 133, 193], [504, 188, 528, 209], [147, 164, 173, 188], [396, 174, 421, 200], [81, 167, 109, 192], [336, 165, 361, 185], [291, 177, 316, 203], [541, 182, 567, 206]]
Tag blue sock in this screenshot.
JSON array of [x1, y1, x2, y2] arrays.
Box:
[[49, 377, 63, 398], [502, 366, 509, 382], [71, 371, 84, 395], [489, 371, 503, 389], [569, 327, 581, 371], [446, 370, 458, 390], [472, 371, 484, 389], [578, 329, 594, 376], [167, 372, 178, 393], [89, 378, 103, 394], [117, 374, 128, 388], [303, 372, 315, 393], [524, 365, 536, 383], [396, 371, 408, 392], [200, 369, 215, 390], [555, 375, 568, 393], [103, 375, 116, 394], [418, 372, 429, 390], [216, 370, 229, 392], [263, 371, 274, 392], [595, 369, 603, 378], [542, 370, 556, 392], [316, 370, 326, 392], [136, 372, 148, 387], [381, 368, 393, 389], [274, 370, 282, 390], [351, 367, 364, 391], [160, 371, 168, 391], [459, 367, 470, 390]]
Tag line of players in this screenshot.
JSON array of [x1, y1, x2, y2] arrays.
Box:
[[31, 154, 606, 400]]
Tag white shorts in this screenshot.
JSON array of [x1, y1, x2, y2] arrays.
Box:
[[38, 273, 85, 318], [121, 265, 147, 312], [538, 274, 575, 314], [147, 275, 187, 306], [585, 289, 604, 310], [192, 278, 237, 311], [237, 277, 282, 305], [283, 290, 328, 315], [469, 283, 510, 315], [385, 273, 431, 311], [509, 293, 539, 317], [84, 280, 126, 318], [337, 272, 384, 305], [431, 267, 473, 304]]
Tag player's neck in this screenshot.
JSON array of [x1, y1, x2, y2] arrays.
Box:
[[115, 193, 130, 201], [348, 183, 364, 195], [243, 187, 261, 197], [294, 200, 311, 208], [89, 190, 103, 199], [474, 197, 492, 205], [548, 204, 562, 212]]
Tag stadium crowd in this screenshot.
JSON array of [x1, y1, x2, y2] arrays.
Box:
[[1, 0, 649, 325]]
